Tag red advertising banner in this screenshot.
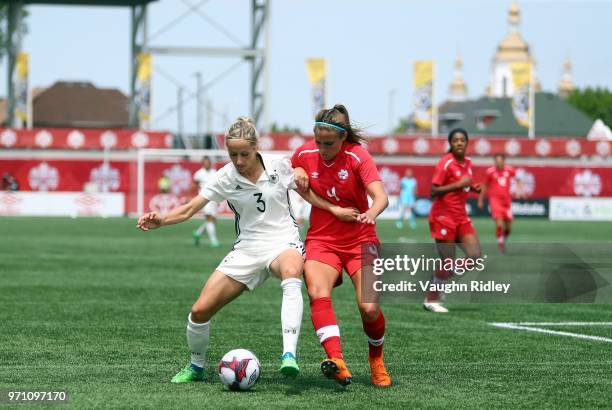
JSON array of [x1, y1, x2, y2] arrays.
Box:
[[232, 133, 611, 158], [1, 158, 611, 214], [0, 128, 173, 150], [1, 127, 610, 158]]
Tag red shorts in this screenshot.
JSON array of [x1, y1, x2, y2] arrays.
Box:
[[489, 197, 513, 221], [305, 239, 379, 278], [429, 214, 476, 241]]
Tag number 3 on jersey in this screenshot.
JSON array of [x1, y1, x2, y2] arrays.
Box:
[[253, 193, 266, 212]]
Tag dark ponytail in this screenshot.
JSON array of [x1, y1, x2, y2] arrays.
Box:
[[314, 104, 367, 145]]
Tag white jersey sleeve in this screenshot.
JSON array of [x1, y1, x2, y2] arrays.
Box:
[[274, 157, 297, 190], [199, 165, 231, 202]]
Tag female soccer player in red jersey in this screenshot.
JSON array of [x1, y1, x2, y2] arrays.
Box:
[[425, 128, 482, 313], [291, 104, 391, 387], [478, 153, 521, 252]]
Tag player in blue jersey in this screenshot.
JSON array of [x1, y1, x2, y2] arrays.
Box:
[[396, 169, 417, 229]]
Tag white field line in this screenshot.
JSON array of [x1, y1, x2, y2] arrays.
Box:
[[489, 322, 612, 343], [503, 322, 612, 326]]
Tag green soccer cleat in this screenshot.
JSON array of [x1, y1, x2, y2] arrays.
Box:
[[210, 239, 220, 248], [171, 364, 204, 383], [279, 352, 299, 377], [192, 230, 201, 246]]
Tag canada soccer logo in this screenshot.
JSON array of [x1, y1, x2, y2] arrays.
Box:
[[474, 139, 491, 156], [288, 135, 305, 151], [338, 169, 349, 180], [510, 168, 535, 197], [1, 129, 17, 147], [379, 167, 400, 194], [89, 163, 121, 192], [28, 162, 59, 191], [573, 170, 601, 197], [67, 130, 85, 149], [100, 130, 117, 149], [164, 164, 192, 195], [382, 137, 399, 154], [35, 130, 53, 148]]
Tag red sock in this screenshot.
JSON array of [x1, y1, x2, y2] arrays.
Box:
[[435, 266, 453, 280], [504, 229, 510, 238], [426, 289, 440, 302], [310, 297, 343, 359], [363, 309, 385, 358], [426, 268, 452, 302], [496, 226, 503, 240]]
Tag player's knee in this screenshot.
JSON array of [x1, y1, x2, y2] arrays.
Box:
[[307, 284, 330, 300], [466, 249, 482, 260], [190, 304, 213, 323], [282, 266, 302, 280], [359, 303, 379, 322]]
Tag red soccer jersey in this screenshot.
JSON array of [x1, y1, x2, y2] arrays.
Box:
[[430, 153, 473, 219], [485, 166, 516, 201], [291, 141, 381, 245]]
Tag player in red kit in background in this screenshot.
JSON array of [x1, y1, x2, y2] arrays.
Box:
[[425, 128, 482, 313], [478, 153, 522, 252], [291, 104, 391, 388]]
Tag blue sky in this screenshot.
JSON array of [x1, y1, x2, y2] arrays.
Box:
[[3, 0, 611, 134]]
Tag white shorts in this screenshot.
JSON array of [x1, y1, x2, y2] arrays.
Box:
[[203, 201, 218, 217], [216, 240, 305, 291]]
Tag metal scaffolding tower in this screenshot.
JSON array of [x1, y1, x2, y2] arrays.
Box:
[[3, 0, 269, 129]]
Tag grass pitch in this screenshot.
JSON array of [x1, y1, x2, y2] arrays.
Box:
[[1, 217, 611, 409]]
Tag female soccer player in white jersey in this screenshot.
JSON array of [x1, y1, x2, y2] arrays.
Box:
[[137, 117, 358, 383], [192, 156, 220, 247]]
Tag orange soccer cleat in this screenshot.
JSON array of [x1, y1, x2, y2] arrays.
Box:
[[369, 355, 392, 387], [320, 357, 352, 386]]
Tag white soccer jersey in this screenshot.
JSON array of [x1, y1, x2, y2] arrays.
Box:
[[194, 168, 217, 191], [199, 154, 299, 251], [194, 167, 218, 215]]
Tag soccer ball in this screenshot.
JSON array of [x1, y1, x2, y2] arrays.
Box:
[[218, 349, 261, 391]]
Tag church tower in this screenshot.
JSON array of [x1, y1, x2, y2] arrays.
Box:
[[448, 51, 468, 102], [486, 1, 537, 97], [558, 56, 576, 99]]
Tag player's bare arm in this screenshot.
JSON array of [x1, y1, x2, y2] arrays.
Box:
[[357, 181, 388, 225], [298, 188, 359, 222], [293, 167, 309, 192], [431, 176, 471, 197], [137, 195, 208, 231], [478, 182, 488, 208]]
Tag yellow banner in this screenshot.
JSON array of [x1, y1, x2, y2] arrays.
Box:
[[137, 53, 152, 123], [305, 58, 326, 85], [511, 62, 531, 128], [15, 53, 29, 122], [413, 60, 434, 129], [137, 53, 151, 82]]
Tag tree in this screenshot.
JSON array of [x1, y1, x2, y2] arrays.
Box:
[[567, 87, 612, 129], [0, 4, 29, 63], [270, 122, 301, 134]]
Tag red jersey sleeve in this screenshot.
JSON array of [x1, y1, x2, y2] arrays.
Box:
[[508, 167, 516, 178], [431, 159, 448, 186], [290, 147, 303, 169], [485, 168, 494, 185], [357, 155, 381, 186]]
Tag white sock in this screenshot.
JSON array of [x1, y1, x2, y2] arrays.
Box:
[[187, 313, 210, 369], [280, 278, 303, 356], [205, 222, 218, 242], [196, 223, 206, 236]]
